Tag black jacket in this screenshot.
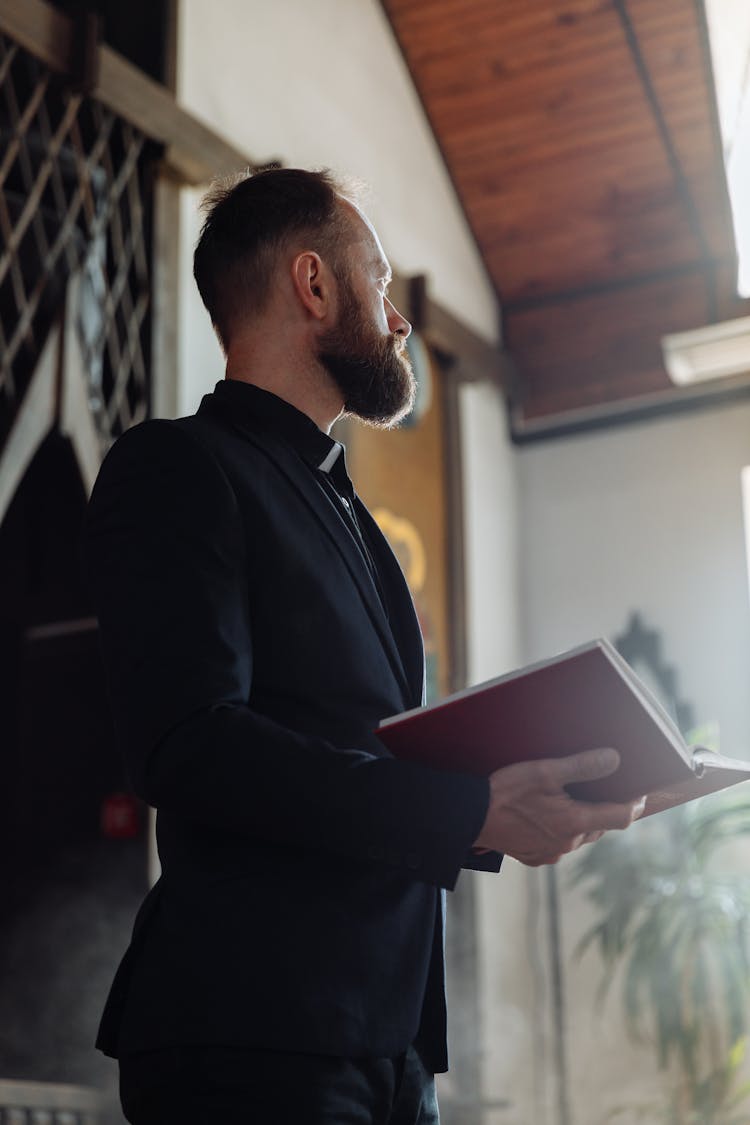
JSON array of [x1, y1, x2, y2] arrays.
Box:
[[87, 380, 498, 1073]]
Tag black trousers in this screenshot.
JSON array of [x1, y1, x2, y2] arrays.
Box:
[[119, 1044, 440, 1125]]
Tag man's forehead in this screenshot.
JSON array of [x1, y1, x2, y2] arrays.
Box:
[[372, 253, 392, 279], [339, 197, 391, 274]]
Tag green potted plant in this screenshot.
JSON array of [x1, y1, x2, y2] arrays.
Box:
[[571, 792, 750, 1123]]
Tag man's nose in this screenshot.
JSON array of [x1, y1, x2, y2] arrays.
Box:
[[386, 298, 412, 339]]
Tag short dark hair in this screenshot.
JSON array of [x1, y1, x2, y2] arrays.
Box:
[[193, 167, 358, 350]]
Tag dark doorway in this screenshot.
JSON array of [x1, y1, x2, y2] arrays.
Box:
[[0, 432, 147, 1117]]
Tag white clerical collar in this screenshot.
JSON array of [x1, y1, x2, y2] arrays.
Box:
[[317, 442, 344, 474]]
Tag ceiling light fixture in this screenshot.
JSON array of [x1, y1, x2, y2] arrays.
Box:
[[662, 316, 750, 384]]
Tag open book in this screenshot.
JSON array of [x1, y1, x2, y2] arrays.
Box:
[[377, 639, 750, 816]]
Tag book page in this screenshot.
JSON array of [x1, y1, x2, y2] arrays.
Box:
[[599, 641, 693, 768], [692, 748, 750, 775]]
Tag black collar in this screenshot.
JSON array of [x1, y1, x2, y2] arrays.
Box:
[[209, 379, 352, 490]]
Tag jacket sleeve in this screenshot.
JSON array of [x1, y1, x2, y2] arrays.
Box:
[[87, 420, 497, 890]]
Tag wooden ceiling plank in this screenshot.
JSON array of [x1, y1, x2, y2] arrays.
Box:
[[443, 109, 671, 170], [612, 0, 718, 297], [416, 43, 636, 107], [503, 259, 728, 311], [623, 0, 735, 265], [383, 0, 741, 424], [387, 0, 586, 45], [430, 78, 658, 144]]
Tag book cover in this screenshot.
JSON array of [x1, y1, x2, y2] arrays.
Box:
[[377, 639, 750, 812]]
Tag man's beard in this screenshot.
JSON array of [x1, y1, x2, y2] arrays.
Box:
[[317, 284, 416, 428]]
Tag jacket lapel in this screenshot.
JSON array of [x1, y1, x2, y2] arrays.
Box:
[[355, 501, 426, 709], [207, 404, 418, 707]]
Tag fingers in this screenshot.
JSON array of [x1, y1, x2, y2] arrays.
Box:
[[478, 752, 645, 864], [575, 797, 642, 833], [550, 746, 620, 786], [487, 750, 621, 801], [572, 801, 644, 853]]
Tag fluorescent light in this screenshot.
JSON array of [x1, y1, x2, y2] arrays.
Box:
[[662, 316, 750, 384]]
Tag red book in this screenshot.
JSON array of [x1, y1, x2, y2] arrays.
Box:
[[377, 639, 750, 816]]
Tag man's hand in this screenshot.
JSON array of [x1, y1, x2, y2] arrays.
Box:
[[473, 747, 645, 866]]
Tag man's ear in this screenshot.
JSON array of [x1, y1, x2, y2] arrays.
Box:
[[291, 251, 333, 321]]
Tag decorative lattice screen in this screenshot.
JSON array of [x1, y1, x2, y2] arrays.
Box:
[[0, 31, 152, 452]]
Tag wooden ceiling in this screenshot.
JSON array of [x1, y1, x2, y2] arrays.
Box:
[[382, 0, 750, 437]]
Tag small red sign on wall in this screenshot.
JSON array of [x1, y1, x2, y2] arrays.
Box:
[[100, 792, 139, 838]]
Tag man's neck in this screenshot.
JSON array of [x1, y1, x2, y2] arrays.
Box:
[[225, 341, 344, 434]]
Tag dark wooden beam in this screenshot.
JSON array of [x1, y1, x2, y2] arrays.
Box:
[[95, 47, 251, 182], [510, 370, 750, 444], [0, 0, 75, 76]]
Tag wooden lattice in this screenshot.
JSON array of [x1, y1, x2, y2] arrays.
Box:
[[0, 31, 151, 451]]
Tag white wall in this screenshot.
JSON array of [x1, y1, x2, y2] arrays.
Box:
[[174, 186, 224, 416], [519, 401, 750, 757], [459, 382, 538, 1123], [460, 380, 521, 686], [176, 0, 498, 359], [517, 399, 750, 1124]]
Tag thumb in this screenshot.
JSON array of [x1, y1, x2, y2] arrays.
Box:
[[552, 747, 621, 786]]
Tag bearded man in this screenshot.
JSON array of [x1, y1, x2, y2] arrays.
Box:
[[87, 167, 641, 1124]]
